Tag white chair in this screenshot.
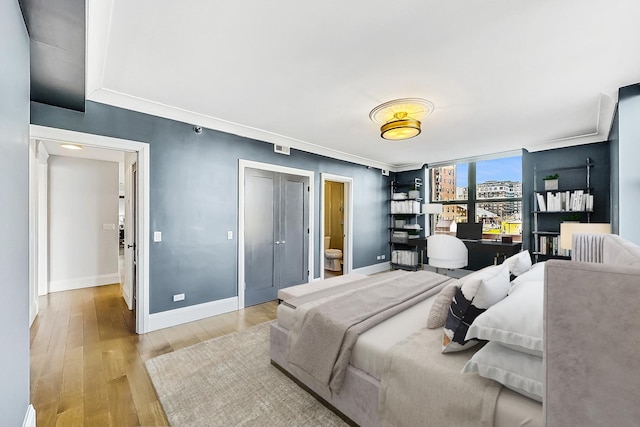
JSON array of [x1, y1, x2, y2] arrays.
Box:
[[427, 234, 468, 274]]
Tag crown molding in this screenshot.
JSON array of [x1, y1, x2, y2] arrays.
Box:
[[86, 88, 400, 172]]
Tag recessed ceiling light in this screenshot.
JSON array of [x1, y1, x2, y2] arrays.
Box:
[[60, 143, 83, 150]]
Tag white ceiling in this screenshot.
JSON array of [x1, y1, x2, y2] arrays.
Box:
[[86, 0, 640, 170]]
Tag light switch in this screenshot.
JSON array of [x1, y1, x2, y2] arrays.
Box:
[[154, 231, 162, 242], [227, 231, 233, 240]]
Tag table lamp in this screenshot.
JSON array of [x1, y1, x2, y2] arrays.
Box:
[[422, 203, 443, 236]]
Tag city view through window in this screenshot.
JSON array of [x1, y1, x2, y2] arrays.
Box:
[[430, 156, 523, 239]]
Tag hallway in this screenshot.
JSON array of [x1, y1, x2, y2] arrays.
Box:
[[30, 284, 277, 426]]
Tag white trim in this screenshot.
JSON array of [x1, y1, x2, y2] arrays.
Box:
[[88, 88, 396, 171], [352, 262, 391, 276], [320, 174, 354, 280], [22, 404, 36, 427], [28, 140, 39, 326], [121, 278, 132, 310], [29, 125, 151, 333], [49, 273, 121, 293], [148, 297, 238, 332], [238, 159, 315, 308], [36, 145, 49, 296]]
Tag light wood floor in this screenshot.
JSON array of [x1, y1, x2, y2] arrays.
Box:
[[30, 284, 277, 426]]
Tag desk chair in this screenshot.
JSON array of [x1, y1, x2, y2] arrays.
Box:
[[427, 235, 468, 274]]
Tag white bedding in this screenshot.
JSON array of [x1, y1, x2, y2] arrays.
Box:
[[278, 295, 436, 380]]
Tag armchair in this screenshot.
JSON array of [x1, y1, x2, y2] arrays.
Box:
[[426, 234, 468, 273]]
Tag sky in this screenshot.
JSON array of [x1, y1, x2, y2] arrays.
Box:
[[454, 155, 521, 186]]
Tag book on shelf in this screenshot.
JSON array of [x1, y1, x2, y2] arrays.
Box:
[[391, 250, 418, 266], [537, 190, 593, 212], [536, 193, 546, 211], [390, 200, 421, 214], [538, 235, 570, 257]]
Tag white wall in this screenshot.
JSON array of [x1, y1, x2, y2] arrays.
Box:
[[48, 156, 120, 292], [618, 85, 640, 245], [0, 1, 31, 424]]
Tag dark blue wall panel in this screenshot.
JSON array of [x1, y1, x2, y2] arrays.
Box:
[[524, 142, 611, 253], [31, 101, 391, 313], [608, 109, 619, 235]]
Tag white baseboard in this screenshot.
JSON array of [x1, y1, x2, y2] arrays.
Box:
[[148, 297, 238, 332], [23, 405, 35, 427], [29, 300, 38, 327], [352, 262, 391, 276], [49, 273, 121, 293], [121, 282, 133, 310]]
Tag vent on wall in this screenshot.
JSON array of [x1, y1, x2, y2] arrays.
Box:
[[274, 144, 291, 155]]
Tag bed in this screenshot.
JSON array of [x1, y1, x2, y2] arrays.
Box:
[[270, 234, 640, 426]]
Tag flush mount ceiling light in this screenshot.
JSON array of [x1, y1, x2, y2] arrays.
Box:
[[369, 98, 434, 140], [60, 143, 83, 150]]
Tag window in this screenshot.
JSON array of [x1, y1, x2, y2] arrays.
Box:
[[429, 155, 522, 240]]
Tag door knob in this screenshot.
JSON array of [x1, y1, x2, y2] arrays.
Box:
[[281, 240, 286, 244], [275, 241, 281, 245], [127, 244, 134, 248]]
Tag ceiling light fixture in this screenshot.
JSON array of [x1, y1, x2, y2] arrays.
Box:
[[369, 98, 434, 140], [60, 143, 83, 150]]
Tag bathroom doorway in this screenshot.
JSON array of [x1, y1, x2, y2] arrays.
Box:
[[320, 174, 353, 280]]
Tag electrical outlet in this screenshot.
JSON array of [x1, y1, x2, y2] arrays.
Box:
[[173, 293, 185, 302], [381, 254, 386, 260], [376, 255, 381, 260], [227, 231, 233, 240]]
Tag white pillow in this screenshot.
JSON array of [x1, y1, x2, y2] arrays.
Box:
[[462, 341, 543, 402], [442, 264, 510, 353], [509, 261, 546, 294], [504, 250, 532, 276], [466, 279, 543, 356]]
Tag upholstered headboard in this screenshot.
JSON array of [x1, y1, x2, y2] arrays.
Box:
[[544, 235, 640, 427]]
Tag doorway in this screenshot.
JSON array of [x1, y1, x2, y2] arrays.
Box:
[[323, 181, 344, 277], [28, 125, 151, 333], [320, 174, 353, 280], [244, 168, 309, 306], [238, 160, 314, 308]]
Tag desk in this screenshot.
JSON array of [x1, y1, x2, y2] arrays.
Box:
[[461, 240, 522, 268]]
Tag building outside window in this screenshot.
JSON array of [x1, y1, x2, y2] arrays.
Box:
[[429, 155, 522, 240]]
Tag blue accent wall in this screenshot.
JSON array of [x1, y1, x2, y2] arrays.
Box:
[[31, 101, 391, 313], [523, 142, 611, 253], [0, 1, 31, 424]]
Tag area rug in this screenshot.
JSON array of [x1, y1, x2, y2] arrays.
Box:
[[145, 322, 348, 426]]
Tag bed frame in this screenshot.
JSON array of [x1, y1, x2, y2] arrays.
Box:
[[270, 322, 380, 427], [270, 234, 640, 427]]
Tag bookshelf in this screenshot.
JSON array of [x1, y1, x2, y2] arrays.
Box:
[[389, 178, 425, 270], [532, 158, 593, 261]]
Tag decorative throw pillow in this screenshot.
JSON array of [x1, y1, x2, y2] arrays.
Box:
[[462, 341, 543, 402], [426, 281, 459, 329], [466, 279, 543, 356], [442, 263, 510, 353], [504, 250, 532, 276]]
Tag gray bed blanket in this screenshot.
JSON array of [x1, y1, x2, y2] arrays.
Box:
[[380, 327, 502, 427], [287, 270, 452, 393]]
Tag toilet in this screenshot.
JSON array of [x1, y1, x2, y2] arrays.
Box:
[[324, 236, 343, 272]]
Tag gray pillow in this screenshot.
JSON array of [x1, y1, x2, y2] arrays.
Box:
[[426, 281, 459, 329]]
